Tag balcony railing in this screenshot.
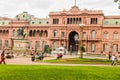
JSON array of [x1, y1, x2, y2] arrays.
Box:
[[82, 36, 101, 41], [49, 36, 101, 41], [50, 37, 66, 40]]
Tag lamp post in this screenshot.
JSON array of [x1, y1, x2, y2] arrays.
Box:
[[110, 40, 114, 56], [40, 38, 44, 52], [79, 24, 85, 59], [42, 39, 44, 52]]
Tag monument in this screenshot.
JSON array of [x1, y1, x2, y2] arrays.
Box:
[[13, 27, 29, 51]]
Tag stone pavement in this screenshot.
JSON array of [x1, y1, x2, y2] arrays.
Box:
[[4, 54, 120, 67]]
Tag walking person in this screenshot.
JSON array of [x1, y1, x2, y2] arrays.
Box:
[[0, 50, 6, 64], [111, 55, 115, 66]]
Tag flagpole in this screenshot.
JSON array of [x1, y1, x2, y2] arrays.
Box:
[[75, 0, 76, 6]]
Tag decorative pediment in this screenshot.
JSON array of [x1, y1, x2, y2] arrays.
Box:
[[69, 6, 81, 12], [61, 9, 67, 15]]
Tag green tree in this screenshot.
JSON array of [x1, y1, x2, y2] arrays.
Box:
[[80, 46, 86, 52], [79, 45, 86, 59], [47, 47, 52, 56]]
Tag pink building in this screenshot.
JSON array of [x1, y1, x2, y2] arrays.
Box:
[[0, 6, 120, 55]]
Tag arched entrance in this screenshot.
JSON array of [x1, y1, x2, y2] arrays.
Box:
[[68, 31, 79, 54]]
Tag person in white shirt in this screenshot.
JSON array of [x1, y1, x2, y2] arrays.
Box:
[[111, 55, 115, 66]]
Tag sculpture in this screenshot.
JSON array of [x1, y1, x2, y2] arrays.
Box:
[[17, 27, 26, 39]]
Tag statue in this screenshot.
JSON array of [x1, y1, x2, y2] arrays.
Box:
[[17, 27, 26, 39]]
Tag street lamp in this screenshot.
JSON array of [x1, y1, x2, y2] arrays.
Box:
[[79, 23, 85, 58], [41, 39, 44, 52], [110, 40, 114, 56], [40, 38, 44, 52]]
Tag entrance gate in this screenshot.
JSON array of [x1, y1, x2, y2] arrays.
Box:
[[68, 31, 79, 54]]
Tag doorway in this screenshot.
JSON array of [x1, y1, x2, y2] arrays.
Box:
[[68, 31, 79, 54]]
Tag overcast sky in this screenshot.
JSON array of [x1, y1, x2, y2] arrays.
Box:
[[0, 0, 120, 18]]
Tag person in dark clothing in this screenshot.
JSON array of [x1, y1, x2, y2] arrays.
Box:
[[108, 52, 111, 60], [31, 54, 35, 61], [0, 50, 6, 64]]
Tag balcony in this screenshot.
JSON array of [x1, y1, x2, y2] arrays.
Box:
[[50, 37, 66, 40], [82, 36, 101, 41]]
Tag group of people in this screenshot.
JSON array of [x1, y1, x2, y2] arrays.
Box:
[[0, 50, 15, 64], [107, 52, 119, 66], [0, 49, 119, 66], [31, 52, 45, 61], [6, 52, 14, 59]]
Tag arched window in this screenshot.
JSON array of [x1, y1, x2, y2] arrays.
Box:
[[91, 30, 96, 39], [103, 32, 109, 39], [33, 30, 36, 37], [39, 31, 42, 37], [3, 30, 6, 36], [103, 43, 108, 52], [45, 30, 48, 37], [113, 32, 118, 39], [29, 30, 33, 37]]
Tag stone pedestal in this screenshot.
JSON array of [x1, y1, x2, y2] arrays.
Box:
[[13, 39, 29, 50]]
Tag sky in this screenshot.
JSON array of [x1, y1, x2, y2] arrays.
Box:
[[0, 0, 120, 18]]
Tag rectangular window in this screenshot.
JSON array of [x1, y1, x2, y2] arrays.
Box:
[[53, 18, 59, 24], [0, 40, 2, 49], [91, 43, 95, 52], [61, 32, 65, 38], [5, 40, 8, 47], [103, 44, 108, 52], [104, 33, 109, 39], [114, 33, 118, 39], [54, 30, 57, 38], [113, 44, 118, 52], [90, 18, 98, 24], [35, 41, 40, 49], [83, 32, 86, 39]]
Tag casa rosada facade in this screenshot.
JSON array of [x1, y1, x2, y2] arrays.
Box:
[[0, 6, 120, 55]]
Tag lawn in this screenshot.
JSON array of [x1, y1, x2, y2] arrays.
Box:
[[0, 65, 120, 80], [43, 58, 120, 65]]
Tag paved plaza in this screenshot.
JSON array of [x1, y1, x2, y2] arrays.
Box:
[[3, 54, 119, 66]]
